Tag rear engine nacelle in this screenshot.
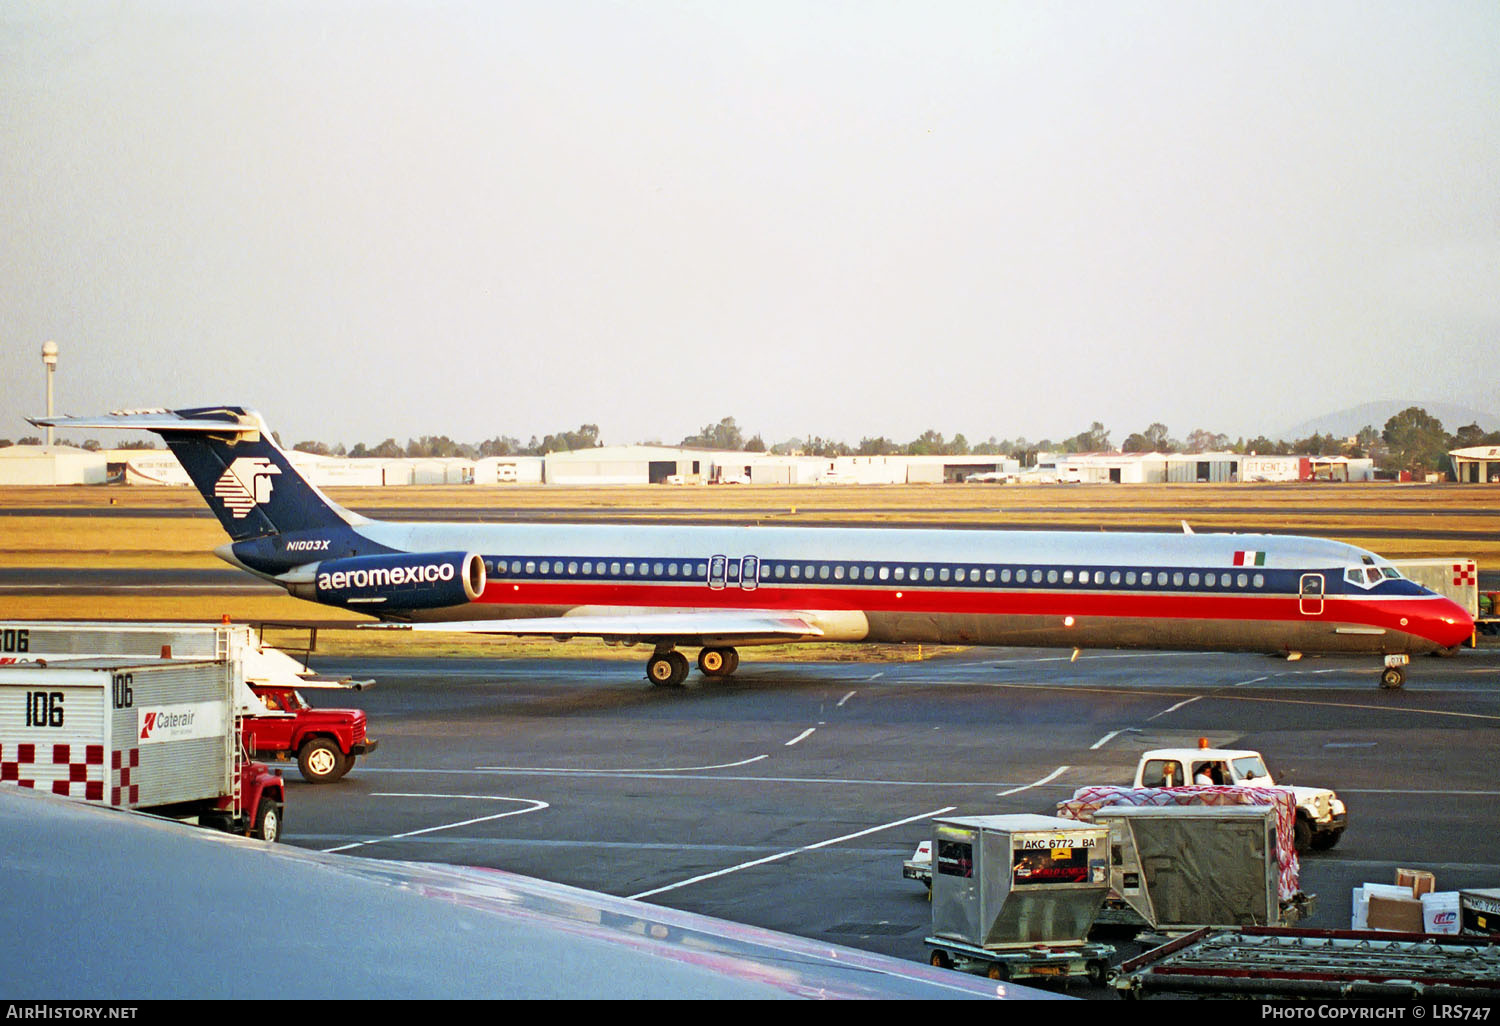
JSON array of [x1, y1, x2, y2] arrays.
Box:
[[289, 551, 486, 611]]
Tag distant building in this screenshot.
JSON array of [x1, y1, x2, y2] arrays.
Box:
[[474, 456, 544, 485], [0, 445, 108, 485], [1449, 445, 1500, 483]]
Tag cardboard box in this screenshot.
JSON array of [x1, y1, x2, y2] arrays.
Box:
[[1353, 883, 1417, 929], [1367, 894, 1425, 933], [1396, 868, 1436, 896], [1422, 891, 1460, 934]]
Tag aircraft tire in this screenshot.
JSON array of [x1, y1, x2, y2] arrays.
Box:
[[698, 647, 739, 678], [648, 652, 690, 687], [698, 648, 727, 676], [1379, 666, 1406, 690]]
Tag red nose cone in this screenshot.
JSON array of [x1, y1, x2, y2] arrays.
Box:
[[1412, 596, 1474, 650]]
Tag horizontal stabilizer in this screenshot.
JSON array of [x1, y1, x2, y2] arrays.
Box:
[[28, 407, 261, 436]]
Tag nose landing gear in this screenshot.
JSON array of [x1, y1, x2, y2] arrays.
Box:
[[1379, 653, 1409, 690]]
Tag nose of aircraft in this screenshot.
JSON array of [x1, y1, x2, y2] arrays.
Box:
[[1410, 594, 1474, 650]]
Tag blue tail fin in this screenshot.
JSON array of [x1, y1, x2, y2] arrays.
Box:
[[29, 406, 361, 541]]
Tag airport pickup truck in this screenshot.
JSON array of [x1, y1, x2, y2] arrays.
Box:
[[1133, 746, 1347, 853]]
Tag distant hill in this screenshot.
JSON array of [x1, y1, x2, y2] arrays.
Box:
[[1279, 400, 1500, 441]]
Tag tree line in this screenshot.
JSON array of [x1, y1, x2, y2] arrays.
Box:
[[4, 406, 1491, 476]]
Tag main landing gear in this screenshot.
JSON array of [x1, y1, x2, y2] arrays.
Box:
[[646, 646, 739, 687]]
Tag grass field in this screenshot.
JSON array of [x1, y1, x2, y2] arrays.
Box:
[[2, 480, 1496, 656]]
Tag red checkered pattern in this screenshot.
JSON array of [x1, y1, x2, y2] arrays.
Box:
[[110, 748, 140, 807], [1, 742, 107, 802], [1454, 562, 1476, 587]]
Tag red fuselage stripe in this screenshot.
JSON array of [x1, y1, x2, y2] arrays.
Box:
[[477, 580, 1428, 632]]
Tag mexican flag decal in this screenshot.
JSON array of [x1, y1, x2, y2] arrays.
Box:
[[1233, 551, 1266, 566]]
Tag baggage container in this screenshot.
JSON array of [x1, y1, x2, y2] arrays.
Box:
[[930, 814, 1109, 949], [1460, 888, 1500, 937], [1094, 804, 1284, 930]]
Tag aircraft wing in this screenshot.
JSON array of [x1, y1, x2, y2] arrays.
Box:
[[368, 610, 825, 646]]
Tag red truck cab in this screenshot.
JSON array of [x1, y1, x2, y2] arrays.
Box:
[[192, 758, 286, 841], [242, 684, 377, 784]]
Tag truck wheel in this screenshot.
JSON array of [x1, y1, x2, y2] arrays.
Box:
[[1294, 816, 1312, 853], [253, 798, 282, 842], [1310, 828, 1343, 851], [298, 738, 349, 783]]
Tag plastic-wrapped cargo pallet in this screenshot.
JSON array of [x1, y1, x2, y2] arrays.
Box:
[[1056, 785, 1300, 900]]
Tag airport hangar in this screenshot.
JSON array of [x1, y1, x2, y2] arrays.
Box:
[[0, 441, 1391, 488]]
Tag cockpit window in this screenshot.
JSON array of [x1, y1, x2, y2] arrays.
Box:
[[1380, 566, 1401, 580], [1345, 566, 1387, 589]]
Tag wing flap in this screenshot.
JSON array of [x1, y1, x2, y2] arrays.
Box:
[[363, 610, 825, 646]]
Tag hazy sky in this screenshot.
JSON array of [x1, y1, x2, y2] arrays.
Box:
[[3, 1, 1497, 449]]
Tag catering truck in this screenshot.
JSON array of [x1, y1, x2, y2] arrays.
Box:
[[0, 659, 285, 839], [0, 621, 376, 783]]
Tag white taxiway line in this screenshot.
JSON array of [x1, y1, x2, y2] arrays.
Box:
[[321, 794, 549, 854], [837, 691, 857, 707], [475, 755, 769, 774], [1148, 696, 1202, 720], [785, 728, 816, 747], [628, 806, 957, 901], [1089, 731, 1122, 750], [996, 766, 1070, 797]]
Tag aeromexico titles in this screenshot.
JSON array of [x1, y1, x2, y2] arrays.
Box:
[[31, 406, 1473, 688]]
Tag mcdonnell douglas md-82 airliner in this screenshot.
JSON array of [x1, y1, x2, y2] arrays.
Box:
[[32, 406, 1472, 688]]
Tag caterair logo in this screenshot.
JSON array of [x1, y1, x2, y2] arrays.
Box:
[[138, 702, 225, 743], [214, 457, 281, 518]]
